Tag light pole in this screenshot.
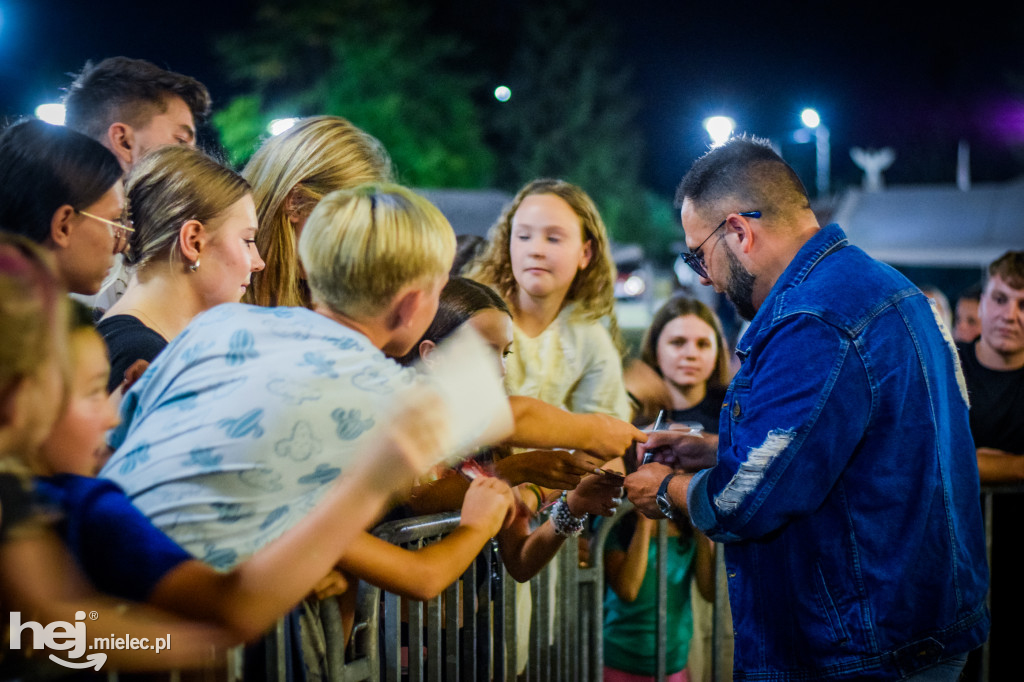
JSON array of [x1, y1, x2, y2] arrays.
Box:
[[795, 108, 830, 196]]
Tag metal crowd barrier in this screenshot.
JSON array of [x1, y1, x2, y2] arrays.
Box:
[[273, 505, 730, 682], [972, 484, 1024, 682], [164, 484, 1012, 682]]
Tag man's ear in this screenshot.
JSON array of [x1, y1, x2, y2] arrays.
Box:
[[49, 205, 76, 248], [177, 219, 207, 265], [105, 123, 135, 170], [729, 214, 756, 255]]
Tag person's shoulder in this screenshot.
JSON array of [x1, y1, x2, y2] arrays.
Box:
[[779, 247, 920, 337], [560, 306, 616, 343], [97, 314, 165, 344], [96, 314, 146, 333], [36, 474, 126, 508]]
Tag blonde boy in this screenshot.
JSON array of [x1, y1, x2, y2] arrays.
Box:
[[102, 184, 455, 565]]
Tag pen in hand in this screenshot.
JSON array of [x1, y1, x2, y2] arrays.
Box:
[[642, 410, 667, 464]]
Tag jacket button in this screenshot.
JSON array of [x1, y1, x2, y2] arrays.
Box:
[[732, 402, 742, 419]]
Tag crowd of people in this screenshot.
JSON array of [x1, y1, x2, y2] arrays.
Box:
[[0, 55, 1021, 682]]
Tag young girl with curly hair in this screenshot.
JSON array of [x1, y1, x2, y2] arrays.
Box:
[[467, 179, 631, 421]]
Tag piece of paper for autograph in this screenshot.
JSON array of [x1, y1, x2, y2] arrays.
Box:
[[414, 325, 514, 465]]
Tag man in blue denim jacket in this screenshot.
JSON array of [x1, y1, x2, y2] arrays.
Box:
[[625, 138, 989, 681]]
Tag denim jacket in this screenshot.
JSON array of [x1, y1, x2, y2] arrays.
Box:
[[687, 225, 989, 680]]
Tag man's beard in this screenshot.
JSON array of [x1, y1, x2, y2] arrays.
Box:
[[723, 245, 757, 321]]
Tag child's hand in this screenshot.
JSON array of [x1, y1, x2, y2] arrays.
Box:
[[460, 477, 515, 538], [579, 412, 648, 459], [310, 569, 350, 600], [567, 473, 624, 517], [496, 449, 605, 489]]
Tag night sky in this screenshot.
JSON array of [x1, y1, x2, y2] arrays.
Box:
[[3, 0, 1024, 195]]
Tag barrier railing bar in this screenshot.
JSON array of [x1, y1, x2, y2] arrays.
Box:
[[656, 517, 668, 681], [454, 557, 468, 675], [408, 594, 424, 681], [383, 590, 401, 682], [500, 555, 516, 681], [423, 577, 440, 679]]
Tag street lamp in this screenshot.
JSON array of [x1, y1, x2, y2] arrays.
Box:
[[703, 116, 735, 147], [268, 118, 298, 136], [35, 103, 66, 126], [795, 108, 830, 196]]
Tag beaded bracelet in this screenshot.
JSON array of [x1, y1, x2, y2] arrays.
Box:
[[551, 491, 587, 537]]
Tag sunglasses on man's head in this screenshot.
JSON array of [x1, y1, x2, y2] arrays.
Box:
[[679, 210, 760, 279]]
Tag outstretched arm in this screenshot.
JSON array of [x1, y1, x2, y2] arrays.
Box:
[[977, 447, 1024, 483], [507, 396, 646, 459], [333, 477, 514, 601], [0, 528, 233, 671], [498, 473, 623, 583], [149, 388, 467, 639], [403, 448, 613, 517]]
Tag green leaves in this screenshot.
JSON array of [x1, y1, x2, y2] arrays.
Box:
[[212, 0, 493, 185]]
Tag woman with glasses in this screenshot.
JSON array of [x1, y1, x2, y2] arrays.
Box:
[[0, 119, 126, 296], [98, 145, 265, 394]]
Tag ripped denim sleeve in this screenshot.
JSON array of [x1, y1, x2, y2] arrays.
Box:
[[714, 429, 795, 514]]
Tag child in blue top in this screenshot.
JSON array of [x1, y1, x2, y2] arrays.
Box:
[[33, 300, 505, 642]]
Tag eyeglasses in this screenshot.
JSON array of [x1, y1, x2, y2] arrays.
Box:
[[76, 210, 134, 235], [680, 210, 760, 279]]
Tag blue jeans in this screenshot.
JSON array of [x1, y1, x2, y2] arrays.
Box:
[[899, 653, 968, 682]]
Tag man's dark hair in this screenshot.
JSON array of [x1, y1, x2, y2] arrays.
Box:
[[63, 57, 211, 141], [675, 136, 810, 221], [0, 119, 123, 243]]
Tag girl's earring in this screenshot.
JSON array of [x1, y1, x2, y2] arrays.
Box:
[[189, 259, 200, 272]]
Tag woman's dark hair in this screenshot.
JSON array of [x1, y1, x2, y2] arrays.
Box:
[[640, 294, 730, 391], [397, 277, 510, 366], [451, 234, 487, 277], [0, 120, 123, 244]]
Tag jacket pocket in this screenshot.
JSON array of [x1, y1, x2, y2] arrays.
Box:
[[721, 378, 749, 444], [813, 561, 850, 646]]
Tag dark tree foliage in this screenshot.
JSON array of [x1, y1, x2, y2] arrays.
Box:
[[213, 0, 494, 186], [490, 0, 675, 254]]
